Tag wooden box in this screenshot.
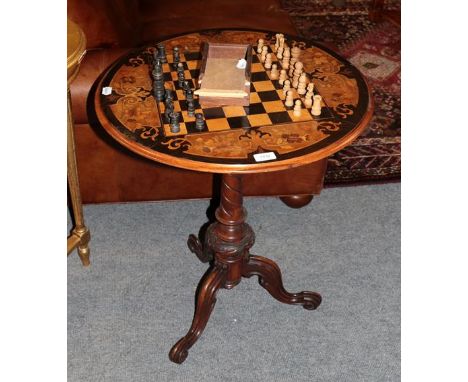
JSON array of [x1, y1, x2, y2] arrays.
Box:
[[195, 42, 252, 107]]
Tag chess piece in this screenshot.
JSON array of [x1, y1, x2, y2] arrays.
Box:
[[186, 88, 194, 102], [261, 46, 268, 63], [307, 82, 314, 95], [304, 92, 313, 108], [264, 53, 272, 69], [292, 62, 304, 88], [177, 62, 185, 87], [282, 47, 290, 69], [285, 90, 294, 107], [278, 69, 287, 85], [257, 38, 264, 54], [297, 73, 307, 95], [277, 46, 284, 60], [152, 58, 165, 101], [312, 95, 322, 116], [279, 36, 285, 50], [173, 46, 180, 69], [157, 43, 167, 63], [270, 64, 279, 80], [293, 100, 302, 117], [164, 100, 174, 119], [169, 112, 180, 133], [282, 79, 291, 95], [195, 113, 205, 130], [290, 46, 301, 64], [187, 99, 195, 117], [274, 33, 281, 52]]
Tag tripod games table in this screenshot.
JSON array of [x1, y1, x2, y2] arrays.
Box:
[[94, 29, 373, 364]]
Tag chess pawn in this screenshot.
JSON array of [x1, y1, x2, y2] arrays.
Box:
[[282, 47, 290, 69], [292, 62, 304, 88], [270, 64, 279, 80], [282, 79, 291, 95], [285, 90, 294, 107], [264, 53, 272, 69], [312, 95, 322, 116], [278, 69, 287, 85], [297, 73, 307, 95], [293, 100, 302, 117], [277, 46, 284, 60], [261, 46, 268, 63], [291, 46, 301, 62], [304, 92, 313, 108], [257, 38, 264, 54]]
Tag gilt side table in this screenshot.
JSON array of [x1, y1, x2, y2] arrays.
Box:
[[93, 29, 373, 363], [67, 19, 91, 265]]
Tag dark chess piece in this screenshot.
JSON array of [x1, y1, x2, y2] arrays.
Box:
[[152, 57, 165, 101], [187, 100, 195, 117], [182, 80, 191, 95], [164, 98, 174, 119], [157, 43, 167, 63], [165, 89, 173, 102], [177, 63, 185, 87], [173, 46, 180, 69], [170, 112, 181, 133], [185, 88, 194, 102], [195, 113, 205, 131]]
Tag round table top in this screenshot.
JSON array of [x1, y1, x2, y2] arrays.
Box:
[[67, 19, 86, 84], [94, 29, 373, 174]]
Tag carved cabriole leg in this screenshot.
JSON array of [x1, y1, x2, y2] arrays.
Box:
[[67, 89, 91, 266], [169, 265, 227, 364], [242, 255, 322, 310]]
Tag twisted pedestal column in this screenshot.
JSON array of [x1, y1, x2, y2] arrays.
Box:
[[169, 174, 321, 364]]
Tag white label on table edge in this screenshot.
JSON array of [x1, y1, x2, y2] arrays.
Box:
[[102, 86, 112, 95], [253, 152, 277, 162]]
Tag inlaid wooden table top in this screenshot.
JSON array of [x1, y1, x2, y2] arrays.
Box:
[[94, 29, 373, 174]]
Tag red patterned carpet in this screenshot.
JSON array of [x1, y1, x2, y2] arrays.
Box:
[[283, 1, 401, 185]]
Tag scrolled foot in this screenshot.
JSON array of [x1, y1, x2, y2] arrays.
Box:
[[77, 244, 90, 267], [187, 234, 213, 263], [169, 340, 189, 364], [243, 255, 322, 310]]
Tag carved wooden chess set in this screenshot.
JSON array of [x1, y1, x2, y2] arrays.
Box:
[[151, 33, 334, 138]]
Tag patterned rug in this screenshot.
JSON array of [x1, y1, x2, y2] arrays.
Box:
[[283, 1, 401, 185]]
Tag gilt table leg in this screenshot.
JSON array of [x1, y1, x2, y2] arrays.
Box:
[[67, 89, 90, 266]]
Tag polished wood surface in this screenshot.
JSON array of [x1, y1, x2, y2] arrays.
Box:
[[94, 29, 373, 174], [68, 20, 90, 266]]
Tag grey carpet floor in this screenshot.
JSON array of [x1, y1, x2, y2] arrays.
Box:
[[68, 183, 400, 382]]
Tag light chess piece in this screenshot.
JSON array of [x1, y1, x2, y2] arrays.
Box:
[[293, 99, 302, 117], [257, 39, 264, 54], [292, 62, 304, 88], [306, 82, 314, 95], [312, 95, 322, 116], [261, 46, 268, 63], [297, 73, 307, 95], [264, 53, 272, 69], [282, 79, 291, 95], [304, 92, 313, 108], [285, 90, 294, 107], [270, 64, 279, 80], [278, 69, 287, 85], [277, 46, 284, 60], [282, 47, 290, 70]]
